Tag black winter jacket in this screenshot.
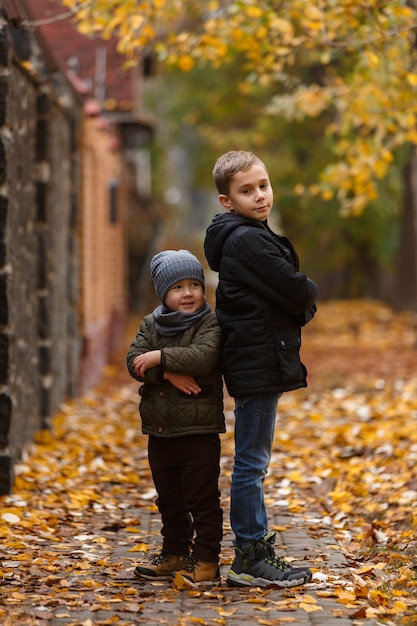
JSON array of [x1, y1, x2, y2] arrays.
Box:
[[126, 311, 225, 437], [204, 213, 318, 397]]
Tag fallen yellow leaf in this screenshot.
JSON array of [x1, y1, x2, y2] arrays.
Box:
[[171, 572, 197, 590], [217, 608, 237, 616], [300, 603, 323, 613]]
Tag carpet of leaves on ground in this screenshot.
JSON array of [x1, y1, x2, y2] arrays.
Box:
[[0, 299, 417, 625], [277, 300, 417, 623]]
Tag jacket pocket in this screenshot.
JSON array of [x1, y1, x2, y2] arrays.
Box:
[[275, 329, 304, 383]]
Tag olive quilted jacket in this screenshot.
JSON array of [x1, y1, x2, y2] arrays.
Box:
[[126, 311, 225, 437]]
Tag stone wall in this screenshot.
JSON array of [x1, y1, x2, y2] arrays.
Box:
[[0, 10, 81, 493]]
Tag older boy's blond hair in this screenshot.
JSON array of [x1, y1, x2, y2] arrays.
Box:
[[213, 151, 268, 195]]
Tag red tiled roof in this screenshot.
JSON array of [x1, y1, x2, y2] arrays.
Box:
[[17, 0, 135, 109]]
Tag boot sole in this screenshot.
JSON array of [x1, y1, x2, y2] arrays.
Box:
[[134, 568, 176, 580], [168, 571, 221, 589]]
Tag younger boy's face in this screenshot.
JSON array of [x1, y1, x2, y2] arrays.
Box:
[[165, 279, 204, 313], [219, 164, 273, 221]]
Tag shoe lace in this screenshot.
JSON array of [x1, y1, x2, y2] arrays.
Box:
[[149, 550, 171, 565], [264, 536, 291, 571], [182, 553, 200, 573], [266, 554, 291, 571]]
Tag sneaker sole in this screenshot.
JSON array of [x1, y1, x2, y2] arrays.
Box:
[[227, 570, 310, 588]]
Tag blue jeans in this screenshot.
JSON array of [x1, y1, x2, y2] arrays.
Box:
[[230, 393, 281, 550]]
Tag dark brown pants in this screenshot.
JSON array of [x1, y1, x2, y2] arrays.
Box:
[[148, 433, 223, 563]]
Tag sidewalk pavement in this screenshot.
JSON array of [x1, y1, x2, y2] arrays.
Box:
[[18, 501, 373, 626], [0, 391, 381, 626]]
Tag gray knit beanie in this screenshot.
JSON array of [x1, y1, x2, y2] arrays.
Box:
[[150, 249, 205, 302]]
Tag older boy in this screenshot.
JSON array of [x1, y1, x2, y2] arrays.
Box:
[[204, 151, 317, 588]]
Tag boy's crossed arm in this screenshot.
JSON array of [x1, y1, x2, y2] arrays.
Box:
[[133, 351, 201, 395]]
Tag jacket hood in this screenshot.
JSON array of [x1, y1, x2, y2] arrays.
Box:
[[204, 213, 264, 271]]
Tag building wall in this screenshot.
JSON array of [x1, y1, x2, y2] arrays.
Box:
[[77, 114, 128, 394], [0, 9, 81, 492], [0, 61, 40, 491], [0, 6, 133, 493]]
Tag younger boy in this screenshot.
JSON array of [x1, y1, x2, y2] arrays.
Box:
[[204, 151, 318, 588], [127, 250, 225, 586]]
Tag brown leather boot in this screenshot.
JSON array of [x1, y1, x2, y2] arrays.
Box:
[[171, 554, 221, 587], [134, 549, 188, 579]]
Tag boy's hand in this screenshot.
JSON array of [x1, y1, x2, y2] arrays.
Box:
[[133, 351, 161, 377], [164, 372, 201, 395]]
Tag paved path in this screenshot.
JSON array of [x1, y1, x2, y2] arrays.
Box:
[[0, 384, 381, 625], [31, 501, 370, 626]]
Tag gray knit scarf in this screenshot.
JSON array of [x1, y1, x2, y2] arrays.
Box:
[[152, 299, 211, 336]]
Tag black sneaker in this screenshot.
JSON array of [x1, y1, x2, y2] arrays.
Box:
[[227, 536, 312, 588], [263, 531, 312, 578], [264, 531, 312, 582], [134, 549, 188, 579]]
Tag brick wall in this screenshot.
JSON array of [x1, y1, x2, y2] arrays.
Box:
[[77, 113, 128, 394]]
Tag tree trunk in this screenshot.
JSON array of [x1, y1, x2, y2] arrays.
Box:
[[394, 145, 417, 311]]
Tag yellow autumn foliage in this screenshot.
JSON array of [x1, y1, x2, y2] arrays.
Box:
[[56, 0, 417, 214]]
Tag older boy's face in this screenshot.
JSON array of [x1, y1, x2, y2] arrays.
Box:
[[219, 164, 273, 221]]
